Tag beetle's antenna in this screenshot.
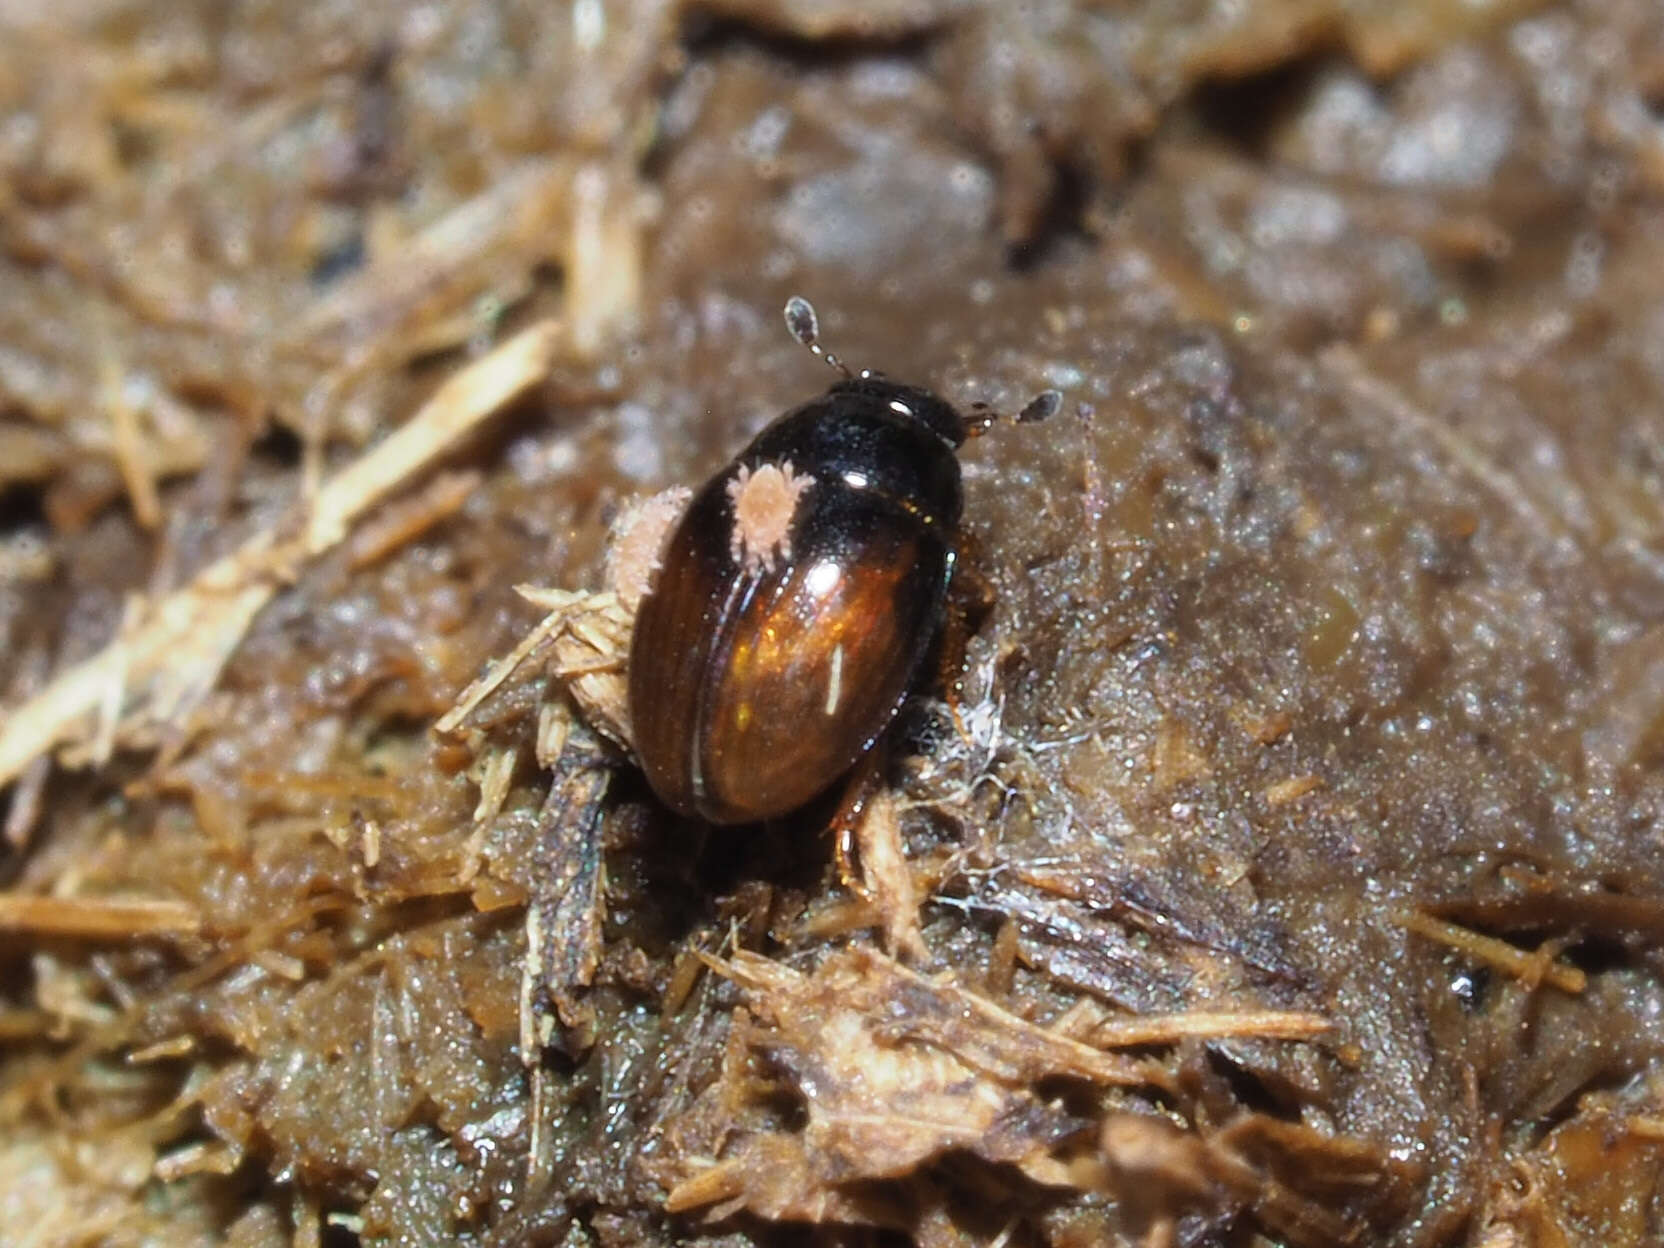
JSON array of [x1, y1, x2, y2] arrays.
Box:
[[1018, 389, 1063, 423], [963, 388, 1062, 438], [784, 296, 854, 380]]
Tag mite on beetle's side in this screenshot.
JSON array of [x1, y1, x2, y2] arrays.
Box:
[[626, 296, 1061, 826]]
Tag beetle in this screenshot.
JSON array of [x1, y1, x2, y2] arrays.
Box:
[[627, 297, 1059, 824]]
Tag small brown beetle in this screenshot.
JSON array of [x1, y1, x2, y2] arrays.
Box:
[[627, 297, 1059, 824], [435, 298, 1061, 1034]]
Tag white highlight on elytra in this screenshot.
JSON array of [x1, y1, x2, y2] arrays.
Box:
[[841, 469, 869, 490], [888, 399, 913, 417], [826, 643, 844, 715], [726, 460, 814, 572], [805, 559, 840, 599]]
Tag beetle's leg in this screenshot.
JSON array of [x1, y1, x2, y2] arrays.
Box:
[[939, 540, 997, 747], [828, 746, 884, 896]]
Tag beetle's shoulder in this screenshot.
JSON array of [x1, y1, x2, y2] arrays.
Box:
[[754, 377, 963, 449], [737, 380, 963, 526]]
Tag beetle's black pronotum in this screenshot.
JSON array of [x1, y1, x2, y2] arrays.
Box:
[[627, 297, 1060, 823]]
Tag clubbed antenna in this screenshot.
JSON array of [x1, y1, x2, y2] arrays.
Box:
[[1018, 389, 1062, 423], [783, 296, 854, 380], [964, 388, 1063, 437]]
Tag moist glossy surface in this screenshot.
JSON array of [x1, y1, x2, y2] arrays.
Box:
[[9, 2, 1664, 1243]]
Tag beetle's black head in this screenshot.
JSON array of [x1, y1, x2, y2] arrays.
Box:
[[827, 375, 967, 449]]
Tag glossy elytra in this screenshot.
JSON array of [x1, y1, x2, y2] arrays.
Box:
[[627, 297, 1060, 824]]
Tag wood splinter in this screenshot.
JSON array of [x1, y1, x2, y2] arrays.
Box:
[[1395, 908, 1586, 994]]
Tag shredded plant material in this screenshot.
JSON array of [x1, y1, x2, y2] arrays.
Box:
[[5, 1, 1664, 1245]]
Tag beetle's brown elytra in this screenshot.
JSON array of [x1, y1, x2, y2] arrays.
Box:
[[626, 298, 1061, 824]]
